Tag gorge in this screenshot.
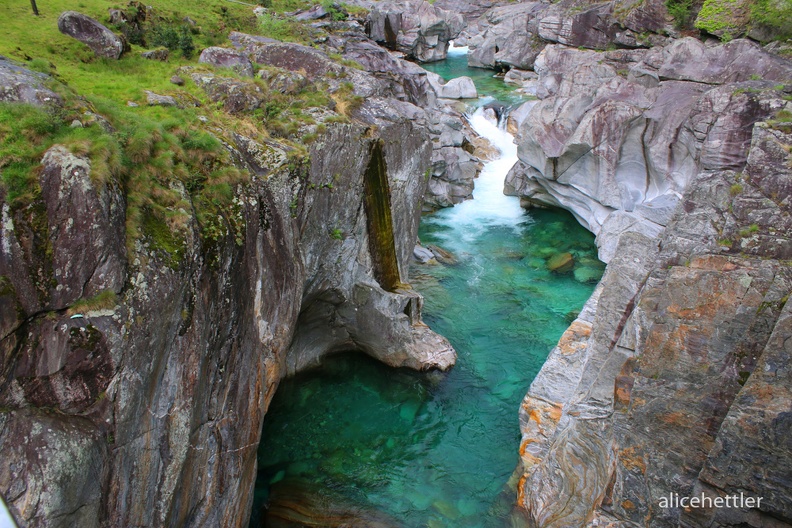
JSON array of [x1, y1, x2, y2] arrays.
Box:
[[0, 0, 791, 527]]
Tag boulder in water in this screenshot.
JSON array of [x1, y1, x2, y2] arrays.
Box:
[[413, 244, 437, 264], [427, 244, 457, 265], [263, 479, 402, 527], [427, 72, 478, 99], [547, 252, 574, 273]]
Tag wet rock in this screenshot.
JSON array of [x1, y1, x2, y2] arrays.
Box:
[[426, 244, 457, 265], [198, 46, 254, 77], [264, 479, 402, 527], [57, 11, 127, 59], [413, 244, 436, 263]]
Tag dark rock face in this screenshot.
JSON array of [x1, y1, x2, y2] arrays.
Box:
[[198, 47, 254, 77], [0, 146, 126, 316], [57, 11, 127, 60], [0, 50, 453, 527]]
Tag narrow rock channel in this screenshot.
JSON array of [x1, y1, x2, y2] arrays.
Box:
[[251, 49, 604, 527]]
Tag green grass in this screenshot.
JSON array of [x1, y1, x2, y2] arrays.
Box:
[[1, 0, 364, 266], [750, 0, 792, 40], [694, 0, 746, 35], [68, 289, 118, 314]]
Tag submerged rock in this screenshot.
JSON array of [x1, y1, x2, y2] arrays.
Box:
[[546, 252, 574, 273], [263, 479, 402, 527]]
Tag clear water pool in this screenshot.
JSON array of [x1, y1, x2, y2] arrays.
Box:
[[250, 48, 602, 528]]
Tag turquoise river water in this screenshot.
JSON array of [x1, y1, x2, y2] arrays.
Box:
[[250, 46, 603, 527]]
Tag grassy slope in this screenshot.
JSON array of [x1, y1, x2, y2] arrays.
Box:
[[0, 0, 349, 266]]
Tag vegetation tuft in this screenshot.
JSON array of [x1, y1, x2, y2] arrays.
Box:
[[0, 0, 369, 266]]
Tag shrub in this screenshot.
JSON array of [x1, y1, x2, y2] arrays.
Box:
[[666, 0, 693, 28], [750, 0, 792, 40]]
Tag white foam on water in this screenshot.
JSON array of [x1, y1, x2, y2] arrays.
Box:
[[447, 41, 469, 57], [427, 107, 528, 253]]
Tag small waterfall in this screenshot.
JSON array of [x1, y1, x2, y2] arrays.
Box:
[[425, 107, 528, 252]]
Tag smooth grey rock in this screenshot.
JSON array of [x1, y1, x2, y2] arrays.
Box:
[[57, 11, 126, 59], [0, 57, 60, 106], [509, 41, 788, 262], [367, 1, 465, 62], [144, 90, 177, 106], [637, 37, 792, 84], [413, 244, 435, 263], [199, 46, 254, 77], [426, 72, 477, 99], [467, 3, 547, 70], [516, 118, 792, 527]]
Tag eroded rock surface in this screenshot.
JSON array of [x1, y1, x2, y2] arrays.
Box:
[[366, 0, 465, 62], [506, 40, 792, 263], [198, 46, 255, 77], [0, 47, 454, 528], [516, 114, 792, 528]]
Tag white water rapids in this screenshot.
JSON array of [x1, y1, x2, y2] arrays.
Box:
[[425, 107, 529, 251]]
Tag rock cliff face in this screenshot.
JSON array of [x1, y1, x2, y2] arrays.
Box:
[[516, 120, 792, 527], [0, 38, 453, 527], [366, 0, 465, 62], [503, 21, 792, 527], [506, 38, 792, 263]]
